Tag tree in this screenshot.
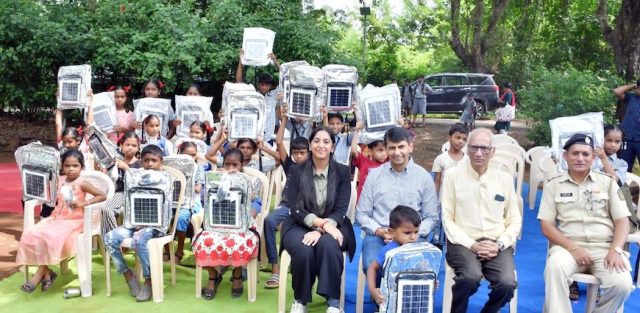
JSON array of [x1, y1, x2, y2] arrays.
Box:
[[596, 0, 640, 80]]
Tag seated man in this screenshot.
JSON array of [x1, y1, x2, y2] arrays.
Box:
[[441, 128, 521, 313], [539, 133, 633, 313]]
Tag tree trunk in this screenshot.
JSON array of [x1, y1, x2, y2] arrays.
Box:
[[450, 0, 510, 74], [596, 0, 640, 80]]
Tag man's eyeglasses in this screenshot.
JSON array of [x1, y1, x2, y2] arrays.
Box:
[[468, 145, 493, 154]]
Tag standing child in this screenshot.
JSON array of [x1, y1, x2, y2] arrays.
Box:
[[366, 205, 422, 304], [351, 121, 388, 202], [192, 149, 260, 300], [172, 141, 205, 262], [140, 114, 172, 156], [17, 150, 106, 292], [104, 145, 168, 302], [460, 93, 477, 131], [432, 123, 469, 195], [137, 79, 177, 138], [168, 83, 214, 139], [324, 111, 354, 166], [107, 85, 135, 143]]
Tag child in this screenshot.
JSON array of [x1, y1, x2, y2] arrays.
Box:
[[262, 111, 311, 289], [140, 114, 172, 156], [104, 145, 168, 302], [137, 79, 177, 138], [17, 149, 106, 292], [351, 121, 388, 201], [172, 141, 205, 262], [460, 93, 476, 130], [595, 124, 628, 184], [192, 149, 260, 300], [366, 205, 422, 305], [432, 123, 469, 195], [324, 111, 353, 166], [59, 127, 89, 154], [107, 85, 135, 143], [189, 121, 213, 146], [102, 132, 141, 237], [169, 83, 214, 139], [205, 128, 279, 174]]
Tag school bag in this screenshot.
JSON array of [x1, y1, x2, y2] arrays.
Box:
[[124, 168, 173, 233], [380, 242, 442, 313], [203, 172, 252, 233]]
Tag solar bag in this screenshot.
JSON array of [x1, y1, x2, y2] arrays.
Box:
[[279, 61, 310, 106], [162, 155, 198, 209], [175, 95, 213, 138], [222, 82, 256, 113], [57, 65, 92, 110], [241, 27, 276, 67], [15, 142, 61, 207], [322, 64, 359, 112], [85, 124, 123, 170], [87, 91, 117, 133], [358, 83, 402, 144], [133, 98, 174, 137], [287, 65, 325, 122], [549, 112, 604, 172], [380, 242, 442, 313], [203, 172, 251, 233], [124, 168, 173, 233], [225, 91, 266, 142]]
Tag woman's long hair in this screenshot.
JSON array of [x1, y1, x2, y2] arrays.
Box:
[[293, 127, 337, 217]]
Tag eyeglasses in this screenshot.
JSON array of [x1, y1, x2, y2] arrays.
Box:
[[468, 145, 493, 154]]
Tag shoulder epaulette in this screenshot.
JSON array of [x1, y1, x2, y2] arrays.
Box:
[[547, 174, 563, 182]]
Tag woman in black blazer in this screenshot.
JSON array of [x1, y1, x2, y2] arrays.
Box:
[[281, 126, 355, 313]]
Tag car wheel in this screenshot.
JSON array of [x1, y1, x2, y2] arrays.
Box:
[[474, 101, 486, 119]]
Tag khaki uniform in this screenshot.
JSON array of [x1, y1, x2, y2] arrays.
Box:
[[538, 171, 633, 313]]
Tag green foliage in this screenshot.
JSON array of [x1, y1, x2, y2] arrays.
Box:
[[518, 67, 622, 145]]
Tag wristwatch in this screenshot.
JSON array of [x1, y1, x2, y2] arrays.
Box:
[[614, 247, 630, 258]]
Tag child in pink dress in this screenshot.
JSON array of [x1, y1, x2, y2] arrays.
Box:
[[17, 149, 106, 293], [107, 85, 135, 143]]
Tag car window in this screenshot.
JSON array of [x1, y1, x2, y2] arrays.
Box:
[[468, 76, 490, 85], [424, 76, 442, 87], [444, 76, 468, 86]]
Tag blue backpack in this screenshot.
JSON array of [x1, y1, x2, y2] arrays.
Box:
[[380, 242, 442, 313]]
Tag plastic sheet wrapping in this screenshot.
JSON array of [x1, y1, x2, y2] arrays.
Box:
[[241, 27, 276, 67], [322, 64, 359, 112], [15, 142, 61, 207], [287, 65, 325, 122], [225, 91, 266, 142], [85, 124, 123, 170], [133, 98, 174, 137], [203, 171, 251, 233], [174, 137, 209, 155], [358, 83, 402, 144], [163, 155, 198, 208], [380, 242, 442, 313], [222, 82, 256, 114], [124, 168, 173, 233], [57, 65, 92, 110], [279, 61, 310, 106], [86, 91, 117, 133], [175, 95, 213, 138], [550, 112, 604, 172]]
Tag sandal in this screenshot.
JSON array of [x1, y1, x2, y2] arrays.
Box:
[[41, 271, 57, 292], [20, 282, 37, 293], [569, 281, 579, 301], [201, 275, 223, 300], [126, 276, 140, 297], [264, 274, 280, 289], [231, 272, 244, 298]]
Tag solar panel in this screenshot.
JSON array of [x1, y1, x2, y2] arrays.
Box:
[[290, 89, 314, 117], [366, 98, 393, 129], [327, 86, 352, 110], [395, 272, 435, 313], [245, 39, 269, 61], [180, 109, 202, 135], [208, 188, 242, 229], [93, 106, 115, 132], [22, 168, 47, 200], [130, 193, 164, 227], [172, 180, 182, 204], [230, 110, 259, 139], [60, 79, 81, 103]]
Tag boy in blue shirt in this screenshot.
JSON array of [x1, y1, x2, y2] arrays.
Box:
[[366, 205, 421, 305]]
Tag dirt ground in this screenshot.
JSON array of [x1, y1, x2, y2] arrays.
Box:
[[0, 117, 532, 280]]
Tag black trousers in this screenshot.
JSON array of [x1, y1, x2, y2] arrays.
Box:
[[446, 242, 516, 313], [281, 224, 345, 304]]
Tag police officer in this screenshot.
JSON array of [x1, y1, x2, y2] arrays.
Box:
[[538, 133, 633, 313]]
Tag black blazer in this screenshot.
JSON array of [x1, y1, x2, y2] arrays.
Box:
[[280, 159, 356, 260]]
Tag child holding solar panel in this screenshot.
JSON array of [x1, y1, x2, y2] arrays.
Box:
[[104, 145, 168, 302], [135, 79, 178, 139], [192, 148, 260, 300], [140, 114, 172, 157], [106, 85, 135, 143], [324, 110, 354, 166], [17, 149, 106, 293]]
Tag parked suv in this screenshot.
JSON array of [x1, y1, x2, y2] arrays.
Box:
[[414, 73, 500, 118]]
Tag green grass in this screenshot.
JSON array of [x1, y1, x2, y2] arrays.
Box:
[[0, 253, 329, 313]]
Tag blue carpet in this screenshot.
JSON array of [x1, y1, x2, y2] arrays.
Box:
[[342, 182, 640, 313]]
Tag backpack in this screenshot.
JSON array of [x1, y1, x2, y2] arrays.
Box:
[[203, 172, 252, 233], [124, 168, 173, 233], [380, 242, 442, 313]]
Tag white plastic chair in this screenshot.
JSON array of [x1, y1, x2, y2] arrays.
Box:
[[23, 170, 114, 297], [524, 146, 548, 209], [278, 190, 357, 313], [104, 166, 185, 302], [624, 173, 640, 288], [494, 134, 519, 146], [492, 148, 525, 219], [442, 262, 518, 312], [539, 154, 560, 182]]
